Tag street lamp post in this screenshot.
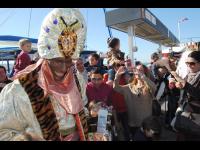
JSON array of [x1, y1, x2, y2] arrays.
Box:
[[27, 8, 32, 38], [177, 17, 188, 44], [178, 21, 181, 42]]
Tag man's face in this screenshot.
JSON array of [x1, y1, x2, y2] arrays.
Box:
[[91, 73, 103, 88], [157, 68, 167, 78], [75, 59, 85, 73], [89, 56, 98, 66], [151, 55, 159, 63], [21, 43, 32, 52], [48, 57, 72, 82], [0, 68, 7, 82]]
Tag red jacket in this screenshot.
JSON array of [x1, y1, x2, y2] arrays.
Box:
[[111, 75, 127, 113], [14, 51, 31, 75], [86, 82, 113, 106]]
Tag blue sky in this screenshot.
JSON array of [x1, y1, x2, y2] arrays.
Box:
[[0, 8, 200, 63]]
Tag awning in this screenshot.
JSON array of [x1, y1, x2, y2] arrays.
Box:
[[0, 35, 38, 48], [0, 46, 37, 61], [0, 46, 37, 53], [105, 8, 179, 47]]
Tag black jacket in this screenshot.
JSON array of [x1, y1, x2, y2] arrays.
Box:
[[184, 78, 200, 114]]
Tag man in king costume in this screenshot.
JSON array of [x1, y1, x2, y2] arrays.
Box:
[[0, 8, 88, 141]]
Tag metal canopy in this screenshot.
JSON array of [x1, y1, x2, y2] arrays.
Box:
[[0, 47, 37, 61], [0, 35, 38, 48], [0, 35, 38, 61], [105, 8, 179, 47]]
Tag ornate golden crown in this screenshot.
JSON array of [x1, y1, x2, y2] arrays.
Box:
[[58, 16, 82, 58]]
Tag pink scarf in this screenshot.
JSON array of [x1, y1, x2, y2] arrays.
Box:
[[14, 58, 84, 114]]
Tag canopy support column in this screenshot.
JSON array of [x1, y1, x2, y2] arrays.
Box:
[[128, 25, 136, 66], [128, 25, 135, 65]]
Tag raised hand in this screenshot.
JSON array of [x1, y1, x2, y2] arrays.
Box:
[[170, 71, 186, 88], [175, 82, 184, 89], [116, 66, 126, 77], [170, 71, 185, 83]]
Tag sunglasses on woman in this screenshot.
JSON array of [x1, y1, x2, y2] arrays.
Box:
[[185, 61, 198, 66]]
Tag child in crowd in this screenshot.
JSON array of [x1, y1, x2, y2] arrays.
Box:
[[14, 39, 32, 76], [106, 37, 125, 67]]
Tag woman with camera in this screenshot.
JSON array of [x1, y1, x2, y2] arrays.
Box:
[[113, 66, 156, 139]]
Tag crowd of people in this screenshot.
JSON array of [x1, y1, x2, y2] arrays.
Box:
[[0, 8, 200, 141]]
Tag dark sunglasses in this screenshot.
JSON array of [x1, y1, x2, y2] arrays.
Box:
[[91, 78, 102, 81], [185, 62, 198, 66]]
